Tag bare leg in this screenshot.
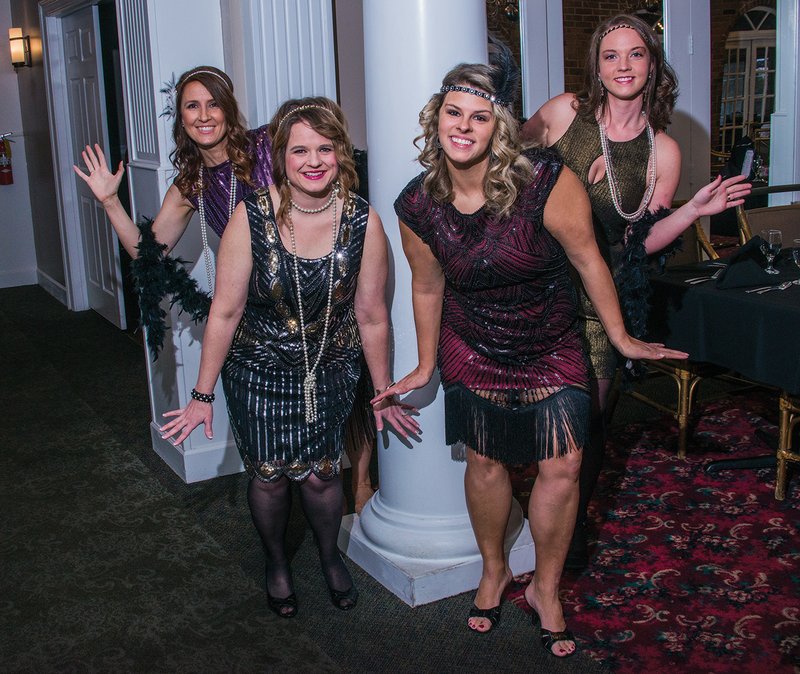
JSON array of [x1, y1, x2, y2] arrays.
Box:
[[465, 448, 513, 632], [525, 447, 582, 656]]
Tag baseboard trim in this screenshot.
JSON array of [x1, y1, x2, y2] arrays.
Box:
[[37, 270, 68, 305]]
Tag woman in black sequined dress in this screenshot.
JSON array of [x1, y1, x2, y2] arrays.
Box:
[[161, 98, 418, 618]]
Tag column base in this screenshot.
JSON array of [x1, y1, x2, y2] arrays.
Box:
[[150, 423, 244, 483], [339, 499, 535, 607]]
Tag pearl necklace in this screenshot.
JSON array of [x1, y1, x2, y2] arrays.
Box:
[[287, 191, 339, 424], [197, 164, 237, 296], [597, 114, 657, 222], [290, 189, 336, 214]]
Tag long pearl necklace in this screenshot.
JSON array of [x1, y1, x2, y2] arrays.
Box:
[[598, 113, 656, 222], [287, 190, 338, 424], [197, 164, 237, 296], [290, 189, 335, 214]]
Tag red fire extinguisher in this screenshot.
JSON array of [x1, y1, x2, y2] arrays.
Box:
[[0, 139, 13, 185]]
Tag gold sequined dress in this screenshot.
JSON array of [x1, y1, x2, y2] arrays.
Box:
[[221, 189, 366, 481], [552, 114, 650, 379]]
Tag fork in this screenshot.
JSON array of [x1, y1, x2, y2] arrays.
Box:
[[685, 269, 723, 284], [755, 281, 793, 294]]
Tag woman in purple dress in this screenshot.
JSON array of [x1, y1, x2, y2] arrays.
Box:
[[74, 65, 271, 260], [374, 56, 687, 657]]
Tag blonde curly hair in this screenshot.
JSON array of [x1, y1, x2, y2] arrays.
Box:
[[416, 63, 533, 219]]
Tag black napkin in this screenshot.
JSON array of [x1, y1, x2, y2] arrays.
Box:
[[716, 235, 777, 289]]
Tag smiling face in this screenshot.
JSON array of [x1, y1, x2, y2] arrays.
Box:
[[597, 27, 653, 102], [284, 121, 339, 198], [179, 80, 228, 152], [437, 89, 496, 169]]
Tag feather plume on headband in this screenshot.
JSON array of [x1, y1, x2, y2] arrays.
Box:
[[159, 73, 178, 119], [487, 34, 519, 109]]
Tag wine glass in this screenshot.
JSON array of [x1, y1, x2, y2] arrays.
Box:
[[760, 229, 782, 275], [793, 239, 800, 274]]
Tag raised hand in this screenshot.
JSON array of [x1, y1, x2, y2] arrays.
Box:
[[160, 400, 214, 446], [691, 174, 751, 218], [72, 143, 125, 206]]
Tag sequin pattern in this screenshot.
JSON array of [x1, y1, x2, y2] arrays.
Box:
[[221, 189, 367, 471], [186, 125, 274, 236]]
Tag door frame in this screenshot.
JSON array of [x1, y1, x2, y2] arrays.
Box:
[[40, 0, 108, 312]]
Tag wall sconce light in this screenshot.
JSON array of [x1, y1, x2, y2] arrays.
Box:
[[9, 27, 32, 68]]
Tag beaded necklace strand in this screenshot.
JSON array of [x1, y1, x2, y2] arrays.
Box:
[[197, 164, 237, 296], [597, 113, 657, 222], [287, 190, 338, 424]]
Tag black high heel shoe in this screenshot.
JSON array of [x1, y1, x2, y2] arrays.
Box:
[[328, 584, 359, 610], [530, 606, 576, 658], [267, 592, 298, 618]]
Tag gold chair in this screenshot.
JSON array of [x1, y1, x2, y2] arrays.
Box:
[[776, 392, 800, 500]]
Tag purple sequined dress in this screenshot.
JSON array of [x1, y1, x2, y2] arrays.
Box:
[[185, 125, 273, 236], [394, 148, 589, 464]]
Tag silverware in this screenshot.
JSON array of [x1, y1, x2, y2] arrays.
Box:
[[685, 269, 723, 284], [755, 281, 793, 294], [746, 285, 774, 293]]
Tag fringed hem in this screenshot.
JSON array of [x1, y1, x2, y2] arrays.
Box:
[[444, 384, 589, 464], [130, 218, 211, 360], [344, 364, 377, 452]]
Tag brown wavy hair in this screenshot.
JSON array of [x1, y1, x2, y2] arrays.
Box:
[[170, 66, 253, 198], [416, 63, 533, 220], [268, 97, 358, 226], [574, 14, 678, 132]]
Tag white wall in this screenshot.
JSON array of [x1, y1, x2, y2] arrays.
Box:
[[0, 0, 37, 288], [333, 0, 366, 149]]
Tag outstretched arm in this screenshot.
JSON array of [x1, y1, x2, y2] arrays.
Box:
[[544, 167, 688, 361], [644, 173, 751, 254], [159, 202, 252, 444], [354, 208, 419, 438], [73, 143, 195, 257], [370, 221, 444, 406]]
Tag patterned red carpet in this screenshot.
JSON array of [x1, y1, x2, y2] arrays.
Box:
[[507, 391, 800, 673]]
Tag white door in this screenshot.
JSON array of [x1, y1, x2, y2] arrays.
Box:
[[63, 6, 126, 328]]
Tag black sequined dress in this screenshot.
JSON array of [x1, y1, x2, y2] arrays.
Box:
[[222, 189, 366, 481]]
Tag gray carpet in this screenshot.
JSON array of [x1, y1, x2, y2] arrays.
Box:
[[2, 285, 606, 674]]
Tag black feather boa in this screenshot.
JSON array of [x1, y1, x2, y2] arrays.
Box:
[[614, 207, 682, 382], [615, 207, 674, 339], [130, 219, 211, 360]]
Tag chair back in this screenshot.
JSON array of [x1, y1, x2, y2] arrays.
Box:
[[737, 203, 800, 242]]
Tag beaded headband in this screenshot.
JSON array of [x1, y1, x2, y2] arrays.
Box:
[[440, 85, 510, 108], [159, 69, 232, 118], [599, 23, 635, 39], [177, 69, 232, 90], [277, 104, 334, 129]]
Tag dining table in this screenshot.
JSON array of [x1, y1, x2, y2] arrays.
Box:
[[646, 250, 800, 499]]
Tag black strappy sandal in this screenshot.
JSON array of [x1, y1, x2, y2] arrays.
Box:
[[467, 603, 502, 633], [531, 608, 577, 658], [267, 592, 298, 619], [328, 584, 359, 610]]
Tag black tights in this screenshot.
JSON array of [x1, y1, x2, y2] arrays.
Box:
[[247, 473, 353, 599], [577, 377, 612, 526]]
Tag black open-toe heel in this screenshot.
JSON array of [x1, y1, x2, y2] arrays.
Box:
[[267, 592, 298, 618], [530, 608, 576, 658], [467, 603, 502, 633], [328, 584, 359, 610]]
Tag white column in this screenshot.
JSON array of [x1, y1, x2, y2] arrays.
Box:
[[339, 0, 533, 607], [664, 0, 711, 202], [770, 0, 800, 203]]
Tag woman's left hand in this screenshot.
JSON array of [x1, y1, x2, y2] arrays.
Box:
[[615, 337, 688, 362], [371, 395, 421, 439], [691, 174, 751, 217]]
